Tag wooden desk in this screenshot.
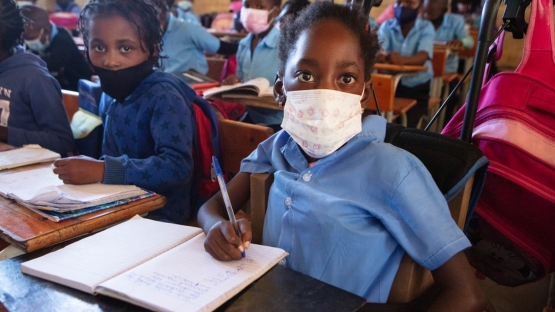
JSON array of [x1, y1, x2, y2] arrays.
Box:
[[0, 160, 166, 253], [0, 239, 367, 312], [374, 63, 428, 73]]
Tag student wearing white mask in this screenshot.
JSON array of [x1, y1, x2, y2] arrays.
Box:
[[21, 5, 92, 91], [222, 0, 283, 132], [199, 2, 486, 310]]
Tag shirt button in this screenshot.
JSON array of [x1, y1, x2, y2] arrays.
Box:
[[284, 197, 292, 208], [302, 172, 312, 182]]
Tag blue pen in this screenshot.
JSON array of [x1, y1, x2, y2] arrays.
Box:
[[212, 156, 245, 258]]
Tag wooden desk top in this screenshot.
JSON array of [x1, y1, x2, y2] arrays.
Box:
[[374, 63, 428, 73], [0, 239, 367, 312], [0, 160, 166, 253]]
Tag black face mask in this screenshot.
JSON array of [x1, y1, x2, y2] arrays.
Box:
[[90, 58, 155, 103]]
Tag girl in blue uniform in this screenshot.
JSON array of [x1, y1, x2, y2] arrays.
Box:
[[198, 2, 486, 310]]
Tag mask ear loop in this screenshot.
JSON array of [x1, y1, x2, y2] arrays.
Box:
[[370, 80, 381, 116]]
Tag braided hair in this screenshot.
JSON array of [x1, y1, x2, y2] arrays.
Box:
[[0, 0, 25, 53], [78, 0, 164, 64], [278, 1, 380, 81]]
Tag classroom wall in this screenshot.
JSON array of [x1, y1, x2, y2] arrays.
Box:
[[39, 0, 537, 71]]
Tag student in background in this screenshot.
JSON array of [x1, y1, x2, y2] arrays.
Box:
[[199, 2, 486, 309], [21, 5, 92, 91], [53, 0, 199, 224], [0, 0, 74, 155], [54, 0, 81, 15], [154, 0, 237, 75], [451, 0, 483, 29], [378, 0, 434, 128], [345, 0, 382, 29], [170, 0, 200, 25], [222, 0, 282, 131], [423, 0, 474, 126]]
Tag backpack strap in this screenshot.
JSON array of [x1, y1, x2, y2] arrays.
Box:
[[515, 0, 555, 87]]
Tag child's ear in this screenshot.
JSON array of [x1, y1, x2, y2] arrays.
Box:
[[274, 73, 286, 107], [360, 78, 372, 110]]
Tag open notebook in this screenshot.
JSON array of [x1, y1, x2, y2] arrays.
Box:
[[21, 216, 288, 312], [0, 167, 147, 212], [0, 145, 60, 170], [202, 77, 273, 100]]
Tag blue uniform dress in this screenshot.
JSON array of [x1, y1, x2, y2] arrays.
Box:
[[160, 14, 220, 75], [100, 72, 195, 224], [236, 26, 283, 126], [434, 13, 474, 73], [240, 115, 470, 302]]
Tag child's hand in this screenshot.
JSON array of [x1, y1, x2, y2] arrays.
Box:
[[447, 39, 463, 50], [386, 51, 402, 65], [52, 156, 105, 184], [222, 75, 241, 86], [204, 218, 252, 261]]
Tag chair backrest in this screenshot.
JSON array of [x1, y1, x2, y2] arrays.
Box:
[[432, 49, 448, 78], [61, 89, 79, 122], [248, 123, 488, 303], [219, 119, 273, 174], [458, 29, 479, 59], [367, 73, 395, 112]]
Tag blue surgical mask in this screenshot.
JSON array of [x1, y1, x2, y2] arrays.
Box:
[[25, 28, 49, 52], [394, 6, 419, 24]]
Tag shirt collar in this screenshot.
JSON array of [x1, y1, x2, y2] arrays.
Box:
[[246, 26, 280, 49], [280, 115, 387, 171], [166, 13, 177, 33], [49, 22, 59, 44]]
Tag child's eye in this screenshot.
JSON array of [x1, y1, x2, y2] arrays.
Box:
[[296, 72, 315, 82], [120, 46, 131, 53], [340, 75, 356, 84], [93, 45, 105, 52]]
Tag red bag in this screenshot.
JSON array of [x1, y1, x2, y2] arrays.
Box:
[[442, 0, 555, 286]]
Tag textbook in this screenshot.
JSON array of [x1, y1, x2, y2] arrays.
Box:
[[0, 145, 60, 170], [0, 167, 148, 212], [202, 77, 274, 100], [21, 216, 288, 312]]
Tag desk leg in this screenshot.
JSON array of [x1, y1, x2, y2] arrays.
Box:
[[0, 244, 25, 261]]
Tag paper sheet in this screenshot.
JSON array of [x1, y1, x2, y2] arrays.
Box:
[[20, 217, 203, 294], [97, 234, 287, 312], [0, 145, 60, 170]]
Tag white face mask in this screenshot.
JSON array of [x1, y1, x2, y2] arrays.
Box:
[[240, 7, 276, 35], [281, 89, 364, 159]]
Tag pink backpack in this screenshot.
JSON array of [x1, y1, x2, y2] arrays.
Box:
[[442, 0, 555, 286]]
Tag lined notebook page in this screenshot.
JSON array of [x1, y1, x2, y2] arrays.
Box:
[[0, 167, 62, 198], [97, 234, 288, 312], [21, 217, 203, 294]]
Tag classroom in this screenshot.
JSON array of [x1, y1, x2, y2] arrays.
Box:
[[0, 0, 553, 311]]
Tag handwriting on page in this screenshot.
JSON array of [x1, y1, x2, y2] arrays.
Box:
[[121, 259, 255, 301]]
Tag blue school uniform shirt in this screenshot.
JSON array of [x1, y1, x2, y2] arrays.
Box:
[[240, 115, 471, 302], [378, 18, 435, 87], [236, 27, 283, 126], [434, 13, 474, 73], [100, 71, 195, 224], [160, 14, 220, 75]]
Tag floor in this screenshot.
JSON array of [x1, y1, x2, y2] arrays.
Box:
[[478, 271, 554, 312]]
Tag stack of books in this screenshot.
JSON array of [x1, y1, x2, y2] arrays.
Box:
[[0, 145, 154, 222]]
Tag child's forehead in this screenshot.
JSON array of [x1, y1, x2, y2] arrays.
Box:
[[89, 15, 142, 40], [395, 0, 422, 6]]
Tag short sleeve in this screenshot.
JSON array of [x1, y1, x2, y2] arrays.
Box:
[[453, 15, 474, 49], [380, 158, 471, 270], [377, 23, 391, 52], [189, 23, 220, 54], [416, 23, 435, 59]]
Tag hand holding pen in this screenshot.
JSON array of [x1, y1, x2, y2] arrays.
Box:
[[211, 156, 248, 259]]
